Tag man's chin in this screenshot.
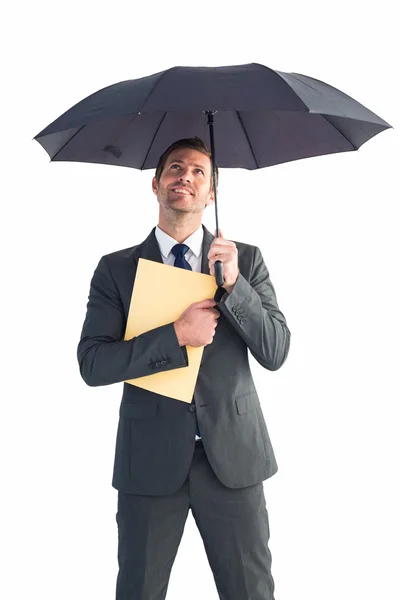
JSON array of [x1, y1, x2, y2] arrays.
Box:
[[168, 198, 194, 209], [168, 204, 203, 216]]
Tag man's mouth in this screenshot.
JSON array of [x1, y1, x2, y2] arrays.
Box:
[[170, 187, 193, 195]]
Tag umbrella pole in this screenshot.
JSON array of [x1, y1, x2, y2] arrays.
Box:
[[206, 111, 224, 288]]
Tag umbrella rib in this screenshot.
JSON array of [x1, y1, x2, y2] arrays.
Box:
[[236, 112, 259, 168], [320, 114, 357, 150], [50, 125, 86, 161], [140, 113, 167, 169], [139, 66, 176, 112]]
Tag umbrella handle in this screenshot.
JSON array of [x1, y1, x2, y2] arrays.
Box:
[[214, 260, 224, 287]]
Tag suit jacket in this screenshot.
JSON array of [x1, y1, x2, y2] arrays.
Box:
[[77, 225, 291, 495]]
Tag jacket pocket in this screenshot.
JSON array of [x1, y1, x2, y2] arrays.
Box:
[[120, 401, 158, 420], [235, 391, 258, 415]]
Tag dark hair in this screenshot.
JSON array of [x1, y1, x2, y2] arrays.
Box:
[[155, 136, 219, 186]]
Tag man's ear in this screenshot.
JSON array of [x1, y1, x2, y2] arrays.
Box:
[[152, 176, 158, 195], [205, 198, 214, 209]]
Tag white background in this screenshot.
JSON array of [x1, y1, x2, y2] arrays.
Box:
[[2, 1, 399, 599]]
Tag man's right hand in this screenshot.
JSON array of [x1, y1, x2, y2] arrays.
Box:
[[174, 298, 220, 347]]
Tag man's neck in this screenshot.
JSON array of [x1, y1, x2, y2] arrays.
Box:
[[157, 219, 202, 244]]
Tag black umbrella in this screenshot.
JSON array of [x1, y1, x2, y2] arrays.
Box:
[[34, 63, 391, 286]]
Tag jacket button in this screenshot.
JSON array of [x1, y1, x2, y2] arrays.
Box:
[[189, 404, 196, 412], [155, 361, 161, 367], [160, 360, 167, 366]]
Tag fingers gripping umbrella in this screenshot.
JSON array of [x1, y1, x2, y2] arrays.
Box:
[[34, 63, 392, 287]]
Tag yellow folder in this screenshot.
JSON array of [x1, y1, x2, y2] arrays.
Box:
[[124, 258, 217, 402]]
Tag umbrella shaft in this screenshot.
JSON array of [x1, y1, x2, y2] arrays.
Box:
[[206, 112, 219, 237]]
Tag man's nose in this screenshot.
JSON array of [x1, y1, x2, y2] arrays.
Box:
[[178, 168, 192, 182]]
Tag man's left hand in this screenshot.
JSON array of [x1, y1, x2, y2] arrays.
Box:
[[208, 230, 239, 292]]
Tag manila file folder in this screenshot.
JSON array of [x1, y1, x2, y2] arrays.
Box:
[[124, 258, 217, 402]]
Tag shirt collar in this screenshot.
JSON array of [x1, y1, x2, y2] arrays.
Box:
[[155, 225, 203, 259]]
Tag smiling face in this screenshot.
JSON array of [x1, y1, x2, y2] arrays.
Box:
[[152, 147, 215, 218]]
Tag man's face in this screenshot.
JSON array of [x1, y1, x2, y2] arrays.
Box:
[[152, 148, 214, 215]]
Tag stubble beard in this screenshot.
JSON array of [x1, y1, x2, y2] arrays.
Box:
[[160, 190, 205, 224]]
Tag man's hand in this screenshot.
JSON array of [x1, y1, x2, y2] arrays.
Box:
[[174, 298, 220, 347], [208, 229, 239, 293]]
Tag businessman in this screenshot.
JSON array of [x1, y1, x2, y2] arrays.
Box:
[[77, 136, 291, 599]]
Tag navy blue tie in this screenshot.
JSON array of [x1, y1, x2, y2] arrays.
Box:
[[171, 243, 192, 271], [171, 244, 201, 437]]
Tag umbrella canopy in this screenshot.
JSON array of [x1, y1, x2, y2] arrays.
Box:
[[34, 63, 391, 287], [34, 63, 391, 170]]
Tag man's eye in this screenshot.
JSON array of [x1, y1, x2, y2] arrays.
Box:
[[171, 164, 180, 169], [195, 168, 204, 174]]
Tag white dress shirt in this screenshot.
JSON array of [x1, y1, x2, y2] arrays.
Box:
[[155, 225, 204, 439], [155, 225, 203, 272]]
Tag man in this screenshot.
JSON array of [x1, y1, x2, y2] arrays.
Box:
[[77, 137, 290, 600]]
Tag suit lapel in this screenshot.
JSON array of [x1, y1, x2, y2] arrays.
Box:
[[137, 227, 164, 264], [201, 225, 214, 275]]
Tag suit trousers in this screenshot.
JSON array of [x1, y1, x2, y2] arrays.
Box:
[[115, 440, 275, 599]]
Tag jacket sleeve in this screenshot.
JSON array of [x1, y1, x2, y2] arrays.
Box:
[[77, 256, 188, 387], [217, 246, 290, 371]]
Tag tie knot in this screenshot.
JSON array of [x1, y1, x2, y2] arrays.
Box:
[[171, 243, 190, 258]]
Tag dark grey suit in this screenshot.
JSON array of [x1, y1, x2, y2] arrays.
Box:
[[77, 225, 290, 599]]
